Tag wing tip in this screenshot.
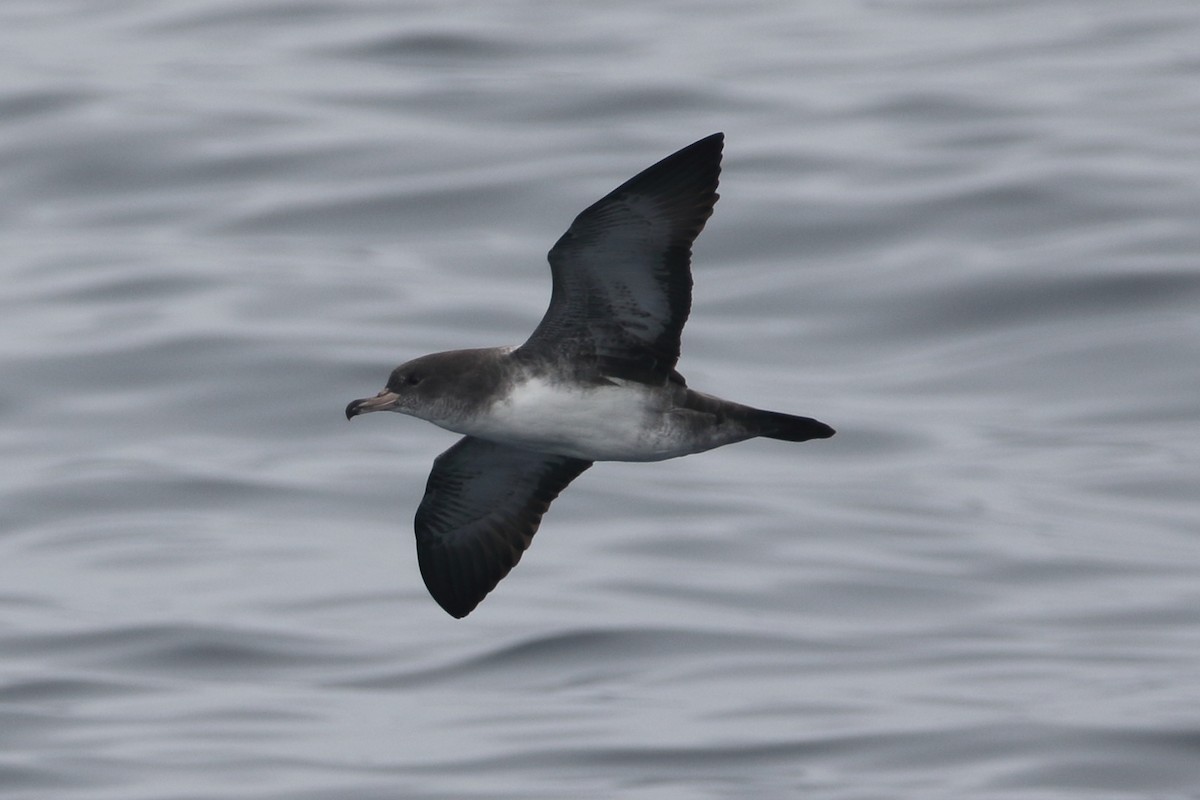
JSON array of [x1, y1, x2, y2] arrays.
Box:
[[418, 543, 497, 619], [594, 132, 725, 207]]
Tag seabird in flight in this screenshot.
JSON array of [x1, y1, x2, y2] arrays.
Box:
[[347, 133, 834, 617]]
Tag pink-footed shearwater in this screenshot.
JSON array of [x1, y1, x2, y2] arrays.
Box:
[[346, 133, 834, 618]]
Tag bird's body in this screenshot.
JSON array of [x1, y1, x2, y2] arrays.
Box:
[[385, 345, 812, 462], [347, 133, 834, 618], [462, 365, 685, 462]]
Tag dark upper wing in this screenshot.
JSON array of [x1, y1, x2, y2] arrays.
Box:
[[518, 133, 723, 385], [414, 436, 592, 618]]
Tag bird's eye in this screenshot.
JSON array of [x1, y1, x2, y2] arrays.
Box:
[[405, 373, 423, 386]]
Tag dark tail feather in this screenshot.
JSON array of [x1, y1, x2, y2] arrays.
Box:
[[751, 409, 835, 442]]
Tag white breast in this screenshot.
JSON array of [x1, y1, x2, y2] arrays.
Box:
[[459, 376, 678, 462]]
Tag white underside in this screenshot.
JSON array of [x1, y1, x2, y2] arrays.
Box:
[[447, 376, 700, 462]]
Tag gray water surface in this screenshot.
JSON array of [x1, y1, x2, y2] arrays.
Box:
[[3, 1, 1200, 798]]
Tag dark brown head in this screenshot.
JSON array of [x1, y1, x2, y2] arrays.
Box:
[[345, 348, 508, 425]]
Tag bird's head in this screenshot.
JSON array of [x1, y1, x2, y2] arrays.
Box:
[[345, 349, 505, 424]]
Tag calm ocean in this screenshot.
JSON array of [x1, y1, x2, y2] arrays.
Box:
[[3, 1, 1199, 797]]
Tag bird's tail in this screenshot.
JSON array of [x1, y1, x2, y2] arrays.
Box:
[[679, 388, 835, 444], [747, 408, 835, 442]]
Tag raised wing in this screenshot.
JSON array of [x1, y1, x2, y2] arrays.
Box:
[[519, 133, 723, 385], [414, 436, 592, 618]]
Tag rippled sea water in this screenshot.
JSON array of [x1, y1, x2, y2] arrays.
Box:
[[3, 2, 1199, 798]]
